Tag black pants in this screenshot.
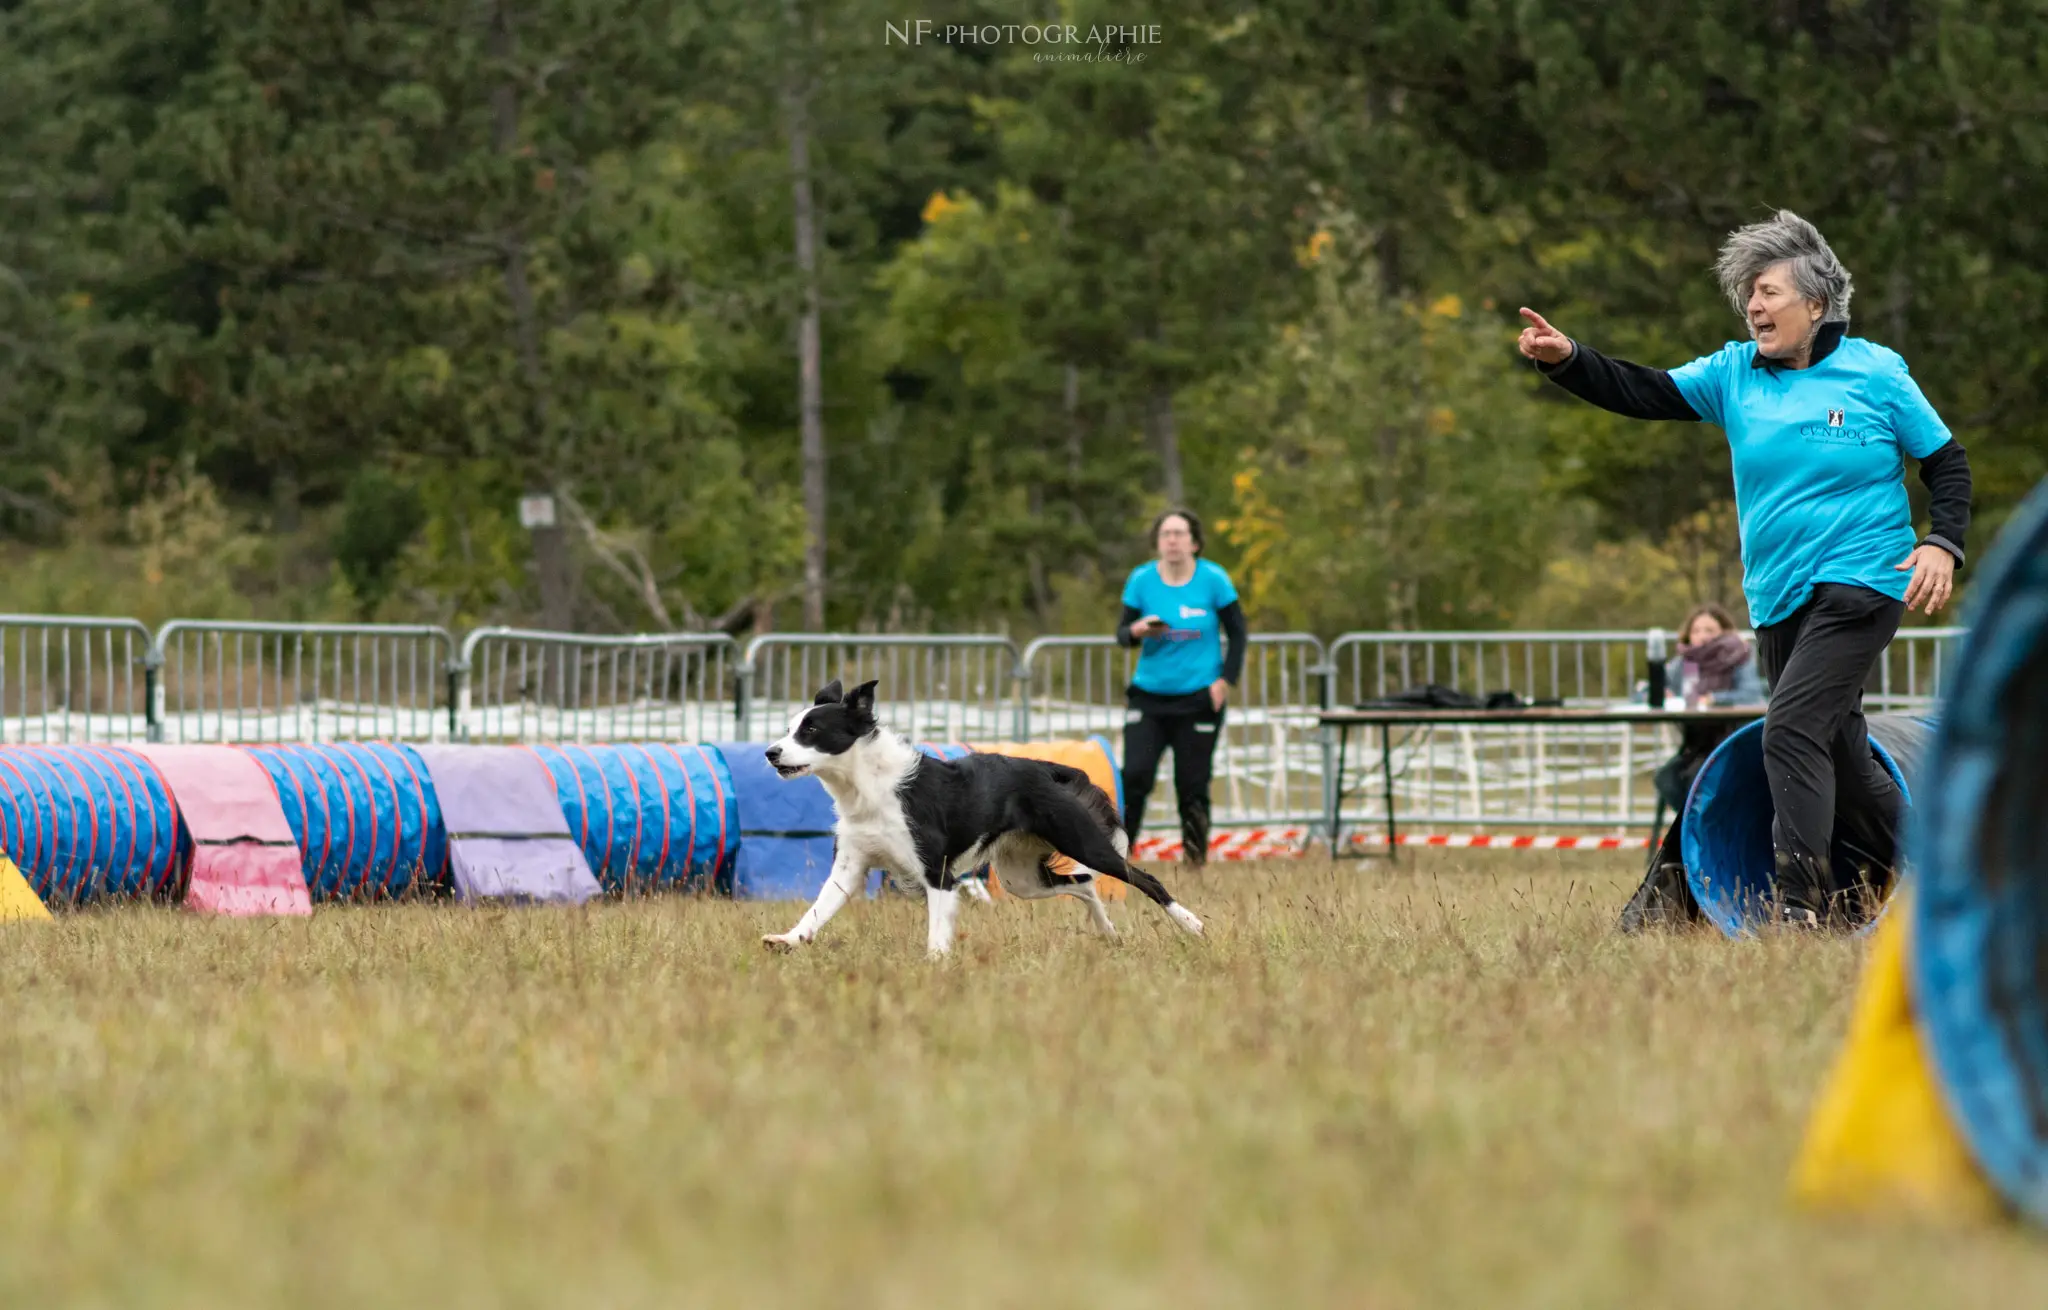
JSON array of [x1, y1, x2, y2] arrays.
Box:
[[1754, 583, 1906, 913], [1122, 700, 1224, 863]]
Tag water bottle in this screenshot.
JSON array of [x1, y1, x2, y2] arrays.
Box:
[[1646, 628, 1668, 709]]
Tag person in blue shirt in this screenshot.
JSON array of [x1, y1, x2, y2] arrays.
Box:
[[1518, 209, 1973, 929], [1116, 508, 1248, 866]]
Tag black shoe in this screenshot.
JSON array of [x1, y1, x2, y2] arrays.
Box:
[[1617, 862, 1701, 934]]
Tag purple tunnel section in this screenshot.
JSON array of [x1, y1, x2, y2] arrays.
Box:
[[529, 744, 737, 894], [412, 746, 601, 905]]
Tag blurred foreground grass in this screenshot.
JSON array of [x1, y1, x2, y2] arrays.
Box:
[[2, 854, 2044, 1309]]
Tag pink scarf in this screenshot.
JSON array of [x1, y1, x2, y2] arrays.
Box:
[[1678, 631, 1751, 695]]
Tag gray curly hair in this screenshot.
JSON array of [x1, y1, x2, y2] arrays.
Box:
[[1714, 209, 1854, 324]]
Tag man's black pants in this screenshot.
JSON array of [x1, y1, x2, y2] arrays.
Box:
[[1754, 583, 1906, 912], [1122, 702, 1224, 863]]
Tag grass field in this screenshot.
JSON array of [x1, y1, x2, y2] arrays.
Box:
[[4, 854, 2045, 1308]]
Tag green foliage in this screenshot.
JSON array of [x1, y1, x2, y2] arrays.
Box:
[[334, 469, 424, 619], [1193, 211, 1561, 632], [1, 0, 2043, 636]]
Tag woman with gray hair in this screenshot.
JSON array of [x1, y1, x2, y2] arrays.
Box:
[[1516, 209, 1973, 929]]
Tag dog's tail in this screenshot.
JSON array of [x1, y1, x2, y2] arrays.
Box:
[[1116, 860, 1205, 937]]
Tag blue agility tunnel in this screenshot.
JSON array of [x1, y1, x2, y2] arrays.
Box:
[[529, 743, 738, 893], [1905, 477, 2048, 1224], [243, 744, 447, 899], [0, 745, 186, 902], [1682, 714, 1931, 937], [710, 740, 972, 901]]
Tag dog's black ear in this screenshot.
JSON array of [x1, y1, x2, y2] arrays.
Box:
[[845, 679, 879, 720], [813, 679, 844, 706]]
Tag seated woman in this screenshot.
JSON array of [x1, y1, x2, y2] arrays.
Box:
[[1621, 602, 1769, 932], [1654, 601, 1768, 813]]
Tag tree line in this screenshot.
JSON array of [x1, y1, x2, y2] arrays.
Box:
[[2, 0, 2041, 637]]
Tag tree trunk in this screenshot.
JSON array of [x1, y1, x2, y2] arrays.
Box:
[[784, 0, 827, 630], [1063, 363, 1083, 485], [271, 463, 300, 536], [1149, 383, 1184, 506], [490, 0, 574, 632], [1025, 478, 1050, 625]]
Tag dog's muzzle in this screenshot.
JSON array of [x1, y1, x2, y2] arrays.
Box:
[[765, 744, 808, 779]]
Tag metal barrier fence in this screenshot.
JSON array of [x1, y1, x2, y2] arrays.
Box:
[[151, 621, 458, 743], [459, 628, 738, 743], [1017, 633, 1328, 831], [736, 634, 1019, 744], [0, 614, 1969, 843], [0, 616, 155, 742], [1319, 626, 1965, 835]]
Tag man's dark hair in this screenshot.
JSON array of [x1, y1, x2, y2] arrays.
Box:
[[1151, 507, 1205, 556]]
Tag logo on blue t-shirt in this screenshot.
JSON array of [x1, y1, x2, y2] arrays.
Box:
[[1827, 407, 1844, 427]]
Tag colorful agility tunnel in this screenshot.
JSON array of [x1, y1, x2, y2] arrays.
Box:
[[0, 736, 1125, 911], [1681, 713, 1931, 937], [1794, 476, 2048, 1223]]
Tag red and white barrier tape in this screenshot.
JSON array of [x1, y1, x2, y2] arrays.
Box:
[[1131, 829, 1651, 862]]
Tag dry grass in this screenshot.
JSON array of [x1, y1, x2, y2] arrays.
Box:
[[2, 854, 2045, 1309]]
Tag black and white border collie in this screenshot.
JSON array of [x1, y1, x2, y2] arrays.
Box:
[[762, 678, 1205, 957]]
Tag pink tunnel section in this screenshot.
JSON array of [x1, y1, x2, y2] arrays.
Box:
[[412, 746, 600, 905], [128, 745, 312, 918]]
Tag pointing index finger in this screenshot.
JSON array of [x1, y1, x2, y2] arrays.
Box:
[[1519, 307, 1555, 334]]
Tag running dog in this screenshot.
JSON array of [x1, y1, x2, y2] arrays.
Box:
[[761, 679, 1205, 956]]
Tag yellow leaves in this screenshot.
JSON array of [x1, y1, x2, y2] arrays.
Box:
[[921, 190, 964, 225], [1427, 293, 1462, 319], [618, 252, 655, 298], [1296, 228, 1333, 267], [1427, 407, 1456, 436], [65, 292, 92, 311], [1221, 459, 1286, 612]]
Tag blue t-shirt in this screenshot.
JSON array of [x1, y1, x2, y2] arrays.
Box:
[[1122, 559, 1239, 696], [1668, 335, 1953, 627]]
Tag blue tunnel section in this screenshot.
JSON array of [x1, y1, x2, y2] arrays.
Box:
[[0, 745, 185, 903], [530, 743, 738, 894], [1906, 476, 2048, 1226], [1681, 714, 1928, 938], [244, 744, 447, 900]]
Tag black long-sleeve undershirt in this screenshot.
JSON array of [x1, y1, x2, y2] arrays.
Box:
[[1915, 440, 1972, 563], [1537, 339, 1974, 563], [1537, 339, 1702, 422], [1117, 599, 1247, 685]]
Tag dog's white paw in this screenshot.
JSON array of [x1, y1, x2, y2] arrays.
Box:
[[1167, 902, 1205, 937], [761, 932, 805, 952]]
